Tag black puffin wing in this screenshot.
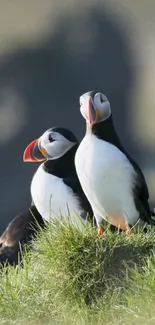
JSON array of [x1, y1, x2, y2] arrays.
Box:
[[63, 177, 93, 221], [131, 159, 151, 222], [133, 159, 149, 198]]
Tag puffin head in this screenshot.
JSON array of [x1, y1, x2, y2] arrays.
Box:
[[23, 127, 78, 162], [79, 91, 111, 125]]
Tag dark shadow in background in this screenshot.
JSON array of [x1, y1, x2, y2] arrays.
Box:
[[0, 6, 142, 231]]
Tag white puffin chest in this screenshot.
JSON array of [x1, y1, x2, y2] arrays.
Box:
[[75, 134, 139, 228], [30, 164, 84, 227]]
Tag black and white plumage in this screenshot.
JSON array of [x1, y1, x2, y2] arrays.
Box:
[[0, 205, 45, 266], [75, 90, 155, 235], [23, 127, 94, 229]]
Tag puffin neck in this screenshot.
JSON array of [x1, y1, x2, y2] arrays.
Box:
[[89, 115, 124, 151], [43, 143, 78, 178]]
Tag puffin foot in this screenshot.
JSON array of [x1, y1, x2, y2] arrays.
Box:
[[125, 227, 133, 237], [97, 226, 105, 236]]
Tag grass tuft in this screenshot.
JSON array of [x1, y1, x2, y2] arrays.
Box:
[[0, 219, 155, 324]]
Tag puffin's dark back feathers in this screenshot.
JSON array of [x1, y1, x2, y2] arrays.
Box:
[[0, 205, 45, 266]]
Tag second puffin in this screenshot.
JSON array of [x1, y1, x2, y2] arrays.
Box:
[[75, 90, 155, 235], [23, 127, 93, 229]]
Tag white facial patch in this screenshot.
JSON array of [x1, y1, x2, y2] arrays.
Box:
[[39, 131, 76, 159], [79, 91, 111, 123]]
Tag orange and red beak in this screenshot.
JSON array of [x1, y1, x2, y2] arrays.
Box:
[[23, 138, 47, 162], [88, 97, 96, 125]]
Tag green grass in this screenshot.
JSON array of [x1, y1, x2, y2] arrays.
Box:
[[0, 219, 155, 325]]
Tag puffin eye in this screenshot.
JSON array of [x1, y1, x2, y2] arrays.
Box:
[[100, 94, 104, 103], [48, 134, 54, 142]]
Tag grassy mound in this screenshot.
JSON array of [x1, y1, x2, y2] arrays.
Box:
[[0, 220, 155, 325]]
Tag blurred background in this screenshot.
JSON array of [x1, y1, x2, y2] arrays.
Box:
[[0, 0, 155, 232]]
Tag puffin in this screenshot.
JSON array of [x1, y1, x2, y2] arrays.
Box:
[[75, 90, 155, 236], [23, 127, 94, 229], [0, 205, 45, 266]]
